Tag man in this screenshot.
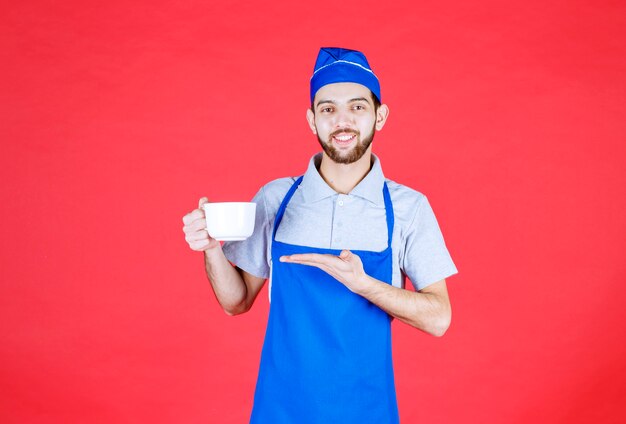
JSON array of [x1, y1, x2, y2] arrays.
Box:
[[182, 47, 457, 423]]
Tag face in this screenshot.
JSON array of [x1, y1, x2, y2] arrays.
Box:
[[306, 82, 389, 165]]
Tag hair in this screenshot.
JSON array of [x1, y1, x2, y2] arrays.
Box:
[[311, 90, 381, 113], [371, 93, 381, 111]]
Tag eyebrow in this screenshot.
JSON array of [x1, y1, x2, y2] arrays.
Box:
[[315, 97, 372, 108]]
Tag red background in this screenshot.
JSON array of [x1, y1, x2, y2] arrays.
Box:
[[2, 1, 625, 423]]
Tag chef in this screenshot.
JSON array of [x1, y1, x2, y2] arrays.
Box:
[[182, 47, 458, 423]]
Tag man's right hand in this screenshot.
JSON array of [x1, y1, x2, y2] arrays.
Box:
[[182, 197, 221, 251]]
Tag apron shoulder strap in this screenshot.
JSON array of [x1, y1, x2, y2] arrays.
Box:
[[382, 181, 394, 248], [272, 176, 304, 240]]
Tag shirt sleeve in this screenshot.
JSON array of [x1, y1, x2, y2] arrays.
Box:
[[221, 186, 270, 279], [402, 196, 458, 290]]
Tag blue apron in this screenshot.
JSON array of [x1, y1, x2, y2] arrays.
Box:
[[250, 175, 399, 423]]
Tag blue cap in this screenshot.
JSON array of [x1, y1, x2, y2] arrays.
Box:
[[310, 47, 381, 104]]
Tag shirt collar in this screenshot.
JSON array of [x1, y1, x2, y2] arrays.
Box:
[[300, 152, 386, 206]]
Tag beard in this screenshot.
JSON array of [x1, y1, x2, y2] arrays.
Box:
[[316, 124, 376, 165]]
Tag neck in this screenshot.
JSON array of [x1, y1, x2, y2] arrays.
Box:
[[318, 148, 374, 194]]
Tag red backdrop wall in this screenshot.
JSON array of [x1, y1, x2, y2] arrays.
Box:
[[2, 1, 625, 423]]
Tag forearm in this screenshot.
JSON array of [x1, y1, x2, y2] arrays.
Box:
[[354, 275, 451, 337], [203, 246, 248, 315]]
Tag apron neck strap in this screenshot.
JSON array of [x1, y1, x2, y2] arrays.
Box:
[[272, 176, 304, 240], [272, 175, 395, 248], [382, 181, 394, 247]]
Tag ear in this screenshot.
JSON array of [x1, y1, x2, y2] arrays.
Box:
[[375, 104, 390, 131], [306, 108, 317, 134]]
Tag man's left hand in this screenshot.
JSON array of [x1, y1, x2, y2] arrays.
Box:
[[279, 250, 366, 293]]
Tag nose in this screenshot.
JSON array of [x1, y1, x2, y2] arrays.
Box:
[[333, 108, 355, 129]]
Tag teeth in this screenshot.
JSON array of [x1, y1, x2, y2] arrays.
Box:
[[335, 135, 354, 141]]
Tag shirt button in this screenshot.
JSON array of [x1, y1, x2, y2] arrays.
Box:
[[338, 200, 344, 206]]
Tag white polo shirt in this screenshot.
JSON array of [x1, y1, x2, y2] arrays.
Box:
[[222, 153, 457, 294]]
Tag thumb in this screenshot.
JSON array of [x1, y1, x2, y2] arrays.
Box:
[[198, 197, 209, 209], [339, 250, 353, 261]]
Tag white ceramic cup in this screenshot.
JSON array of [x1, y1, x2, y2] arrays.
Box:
[[203, 202, 256, 241]]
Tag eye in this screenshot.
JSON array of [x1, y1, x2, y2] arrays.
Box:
[[321, 107, 333, 113], [353, 104, 366, 110]]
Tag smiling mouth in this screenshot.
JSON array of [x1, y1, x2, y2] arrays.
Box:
[[334, 134, 355, 141], [331, 132, 357, 144]]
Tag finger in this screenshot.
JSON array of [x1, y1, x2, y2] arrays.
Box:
[[280, 258, 338, 273], [183, 220, 207, 235], [339, 250, 360, 263], [198, 197, 209, 209], [309, 254, 340, 267], [284, 253, 335, 265], [280, 258, 334, 272], [182, 212, 193, 225], [188, 218, 207, 231], [186, 230, 209, 242], [182, 209, 205, 225]]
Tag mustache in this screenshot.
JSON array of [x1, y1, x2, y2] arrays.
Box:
[[329, 128, 360, 138]]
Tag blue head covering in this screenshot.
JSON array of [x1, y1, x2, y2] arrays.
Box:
[[310, 47, 381, 104]]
